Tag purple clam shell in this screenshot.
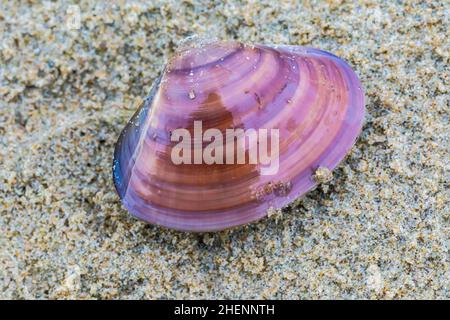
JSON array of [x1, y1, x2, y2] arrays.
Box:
[[113, 41, 365, 231]]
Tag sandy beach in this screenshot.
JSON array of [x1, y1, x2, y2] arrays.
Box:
[[0, 1, 448, 299]]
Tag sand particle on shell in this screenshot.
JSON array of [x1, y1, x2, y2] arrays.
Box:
[[313, 167, 333, 184], [188, 89, 196, 100], [0, 1, 449, 299]]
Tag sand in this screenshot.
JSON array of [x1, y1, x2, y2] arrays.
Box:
[[0, 1, 448, 299]]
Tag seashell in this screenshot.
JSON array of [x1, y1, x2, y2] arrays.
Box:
[[113, 40, 364, 232]]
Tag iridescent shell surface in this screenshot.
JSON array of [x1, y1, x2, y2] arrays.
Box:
[[113, 40, 365, 232]]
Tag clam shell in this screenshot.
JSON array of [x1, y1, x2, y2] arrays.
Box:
[[113, 40, 364, 232]]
